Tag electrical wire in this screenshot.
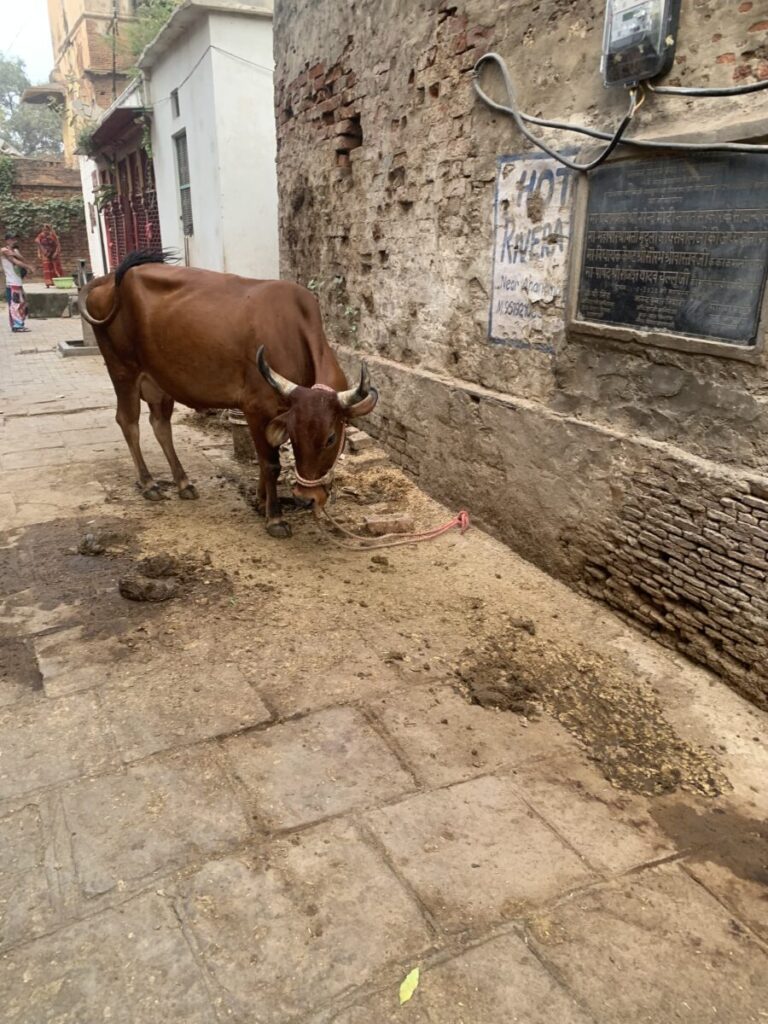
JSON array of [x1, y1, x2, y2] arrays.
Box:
[[146, 44, 272, 108], [648, 79, 768, 96], [472, 52, 640, 171], [473, 52, 768, 168]]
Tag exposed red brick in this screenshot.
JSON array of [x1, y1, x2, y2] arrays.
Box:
[[758, 60, 768, 79], [747, 19, 768, 30], [715, 52, 737, 63], [452, 32, 468, 55], [733, 63, 755, 80], [738, 1, 753, 10], [318, 96, 341, 114], [308, 61, 325, 78]]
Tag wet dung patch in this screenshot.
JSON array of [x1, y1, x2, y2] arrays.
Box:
[[457, 629, 727, 797], [0, 638, 43, 693], [652, 798, 768, 887]]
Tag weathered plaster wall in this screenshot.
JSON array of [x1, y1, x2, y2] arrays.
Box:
[[273, 0, 768, 704]]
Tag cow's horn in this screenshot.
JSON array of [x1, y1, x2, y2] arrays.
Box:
[[337, 362, 371, 408], [257, 346, 298, 397]]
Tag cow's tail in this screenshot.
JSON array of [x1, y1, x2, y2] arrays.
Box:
[[78, 276, 120, 327]]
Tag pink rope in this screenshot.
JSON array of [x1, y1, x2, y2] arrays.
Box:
[[316, 507, 471, 550]]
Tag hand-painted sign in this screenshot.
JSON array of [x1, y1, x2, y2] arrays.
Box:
[[489, 154, 574, 352]]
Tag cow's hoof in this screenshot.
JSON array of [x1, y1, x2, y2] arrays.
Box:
[[266, 520, 292, 538], [142, 485, 165, 502], [179, 484, 199, 500]]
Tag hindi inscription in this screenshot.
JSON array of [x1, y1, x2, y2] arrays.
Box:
[[577, 153, 768, 346]]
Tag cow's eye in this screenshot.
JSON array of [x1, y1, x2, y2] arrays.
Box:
[[325, 432, 337, 448]]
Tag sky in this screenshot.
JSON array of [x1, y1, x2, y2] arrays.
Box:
[[2, 0, 56, 85]]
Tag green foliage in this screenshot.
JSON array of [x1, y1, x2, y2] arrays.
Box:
[[75, 122, 99, 158], [0, 156, 84, 237], [0, 57, 28, 120], [123, 0, 183, 62], [0, 56, 63, 157], [93, 183, 117, 212]]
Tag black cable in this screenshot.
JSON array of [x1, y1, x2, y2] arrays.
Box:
[[473, 52, 768, 167], [472, 52, 640, 171]]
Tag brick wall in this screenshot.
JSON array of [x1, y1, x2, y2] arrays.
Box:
[[580, 472, 768, 708], [275, 0, 768, 706], [4, 158, 89, 282]]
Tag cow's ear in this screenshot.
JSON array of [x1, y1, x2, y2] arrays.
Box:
[[265, 413, 289, 447], [345, 387, 379, 419]]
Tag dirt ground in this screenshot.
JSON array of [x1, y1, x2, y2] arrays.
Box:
[[0, 317, 767, 1024]]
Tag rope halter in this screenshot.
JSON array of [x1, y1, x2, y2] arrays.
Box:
[[292, 384, 346, 490]]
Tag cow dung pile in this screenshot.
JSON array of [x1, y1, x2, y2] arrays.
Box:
[[456, 624, 727, 798]]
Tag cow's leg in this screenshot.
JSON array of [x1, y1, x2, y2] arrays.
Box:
[[244, 416, 289, 538], [142, 380, 198, 500], [259, 448, 290, 537], [114, 382, 163, 501]]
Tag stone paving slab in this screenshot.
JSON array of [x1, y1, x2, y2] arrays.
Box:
[[0, 446, 72, 472], [0, 694, 115, 801], [684, 858, 768, 945], [526, 865, 768, 1024], [0, 863, 54, 951], [61, 747, 251, 897], [234, 633, 407, 717], [371, 683, 580, 787], [366, 774, 594, 934], [0, 893, 217, 1024], [0, 803, 45, 871], [102, 663, 272, 761], [178, 820, 433, 1023], [415, 932, 596, 1023], [315, 930, 597, 1023], [0, 804, 56, 950], [34, 626, 135, 698], [511, 754, 676, 874], [224, 705, 415, 829]]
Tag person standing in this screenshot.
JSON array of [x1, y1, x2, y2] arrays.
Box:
[[35, 223, 63, 287], [1, 231, 32, 332]]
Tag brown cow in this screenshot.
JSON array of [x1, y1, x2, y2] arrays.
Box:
[[78, 251, 378, 537]]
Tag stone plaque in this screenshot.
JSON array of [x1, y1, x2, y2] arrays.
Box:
[[490, 154, 574, 352], [577, 153, 768, 346]]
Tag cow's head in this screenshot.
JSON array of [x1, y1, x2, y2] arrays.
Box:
[[257, 346, 378, 508]]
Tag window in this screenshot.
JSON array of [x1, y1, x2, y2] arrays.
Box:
[[174, 131, 193, 236], [171, 89, 180, 118]]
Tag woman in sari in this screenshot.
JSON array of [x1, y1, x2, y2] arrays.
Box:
[[35, 223, 63, 287]]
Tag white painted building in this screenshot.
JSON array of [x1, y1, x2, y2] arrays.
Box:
[[139, 0, 278, 278]]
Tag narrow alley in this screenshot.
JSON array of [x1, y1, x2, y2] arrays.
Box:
[[1, 319, 766, 1023]]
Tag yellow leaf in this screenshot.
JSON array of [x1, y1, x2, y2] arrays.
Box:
[[399, 967, 420, 1004]]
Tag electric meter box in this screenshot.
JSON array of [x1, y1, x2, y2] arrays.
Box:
[[602, 0, 681, 87]]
